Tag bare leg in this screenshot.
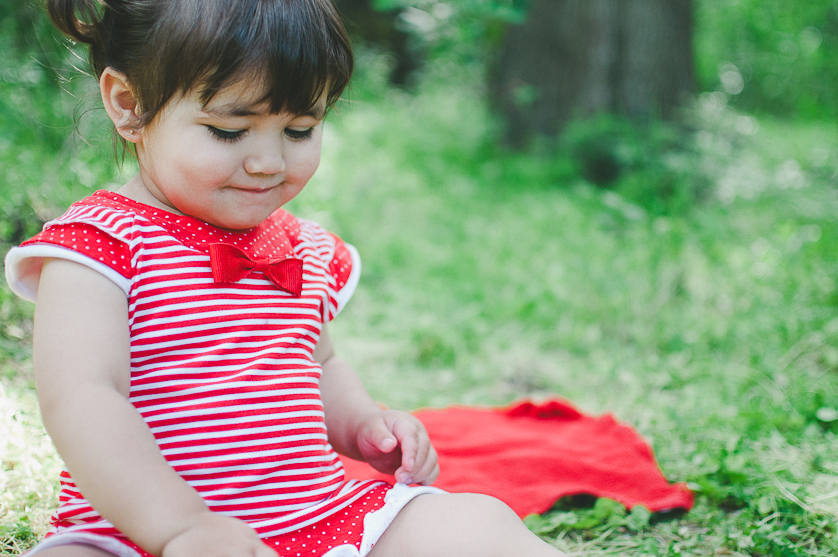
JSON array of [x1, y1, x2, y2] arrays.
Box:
[[368, 493, 567, 557], [29, 545, 120, 557]]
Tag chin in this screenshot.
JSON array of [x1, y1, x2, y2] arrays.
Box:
[[210, 212, 276, 232]]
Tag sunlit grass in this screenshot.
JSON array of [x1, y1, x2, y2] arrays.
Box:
[[0, 336, 59, 554], [2, 65, 838, 555], [293, 81, 838, 554]]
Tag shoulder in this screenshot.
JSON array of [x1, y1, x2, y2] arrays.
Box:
[[264, 210, 362, 320], [5, 191, 142, 302]]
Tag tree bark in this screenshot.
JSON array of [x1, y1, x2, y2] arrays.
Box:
[[490, 0, 694, 148], [335, 0, 421, 86]]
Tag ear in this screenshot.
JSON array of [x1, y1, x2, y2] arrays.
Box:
[[100, 67, 143, 143]]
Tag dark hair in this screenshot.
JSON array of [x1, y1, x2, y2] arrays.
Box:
[[48, 0, 354, 127]]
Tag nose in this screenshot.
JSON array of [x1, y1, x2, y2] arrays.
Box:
[[244, 138, 285, 176]]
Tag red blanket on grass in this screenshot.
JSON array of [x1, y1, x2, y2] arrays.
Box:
[[342, 398, 694, 517]]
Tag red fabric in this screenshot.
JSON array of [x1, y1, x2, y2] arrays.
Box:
[[209, 242, 303, 296], [13, 191, 372, 541], [21, 222, 134, 279], [342, 398, 694, 517]]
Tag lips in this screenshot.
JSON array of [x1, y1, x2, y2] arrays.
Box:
[[229, 185, 279, 194]]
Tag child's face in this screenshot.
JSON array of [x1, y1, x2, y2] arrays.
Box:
[[134, 81, 324, 230]]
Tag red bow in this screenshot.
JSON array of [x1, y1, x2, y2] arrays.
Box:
[[209, 243, 303, 296]]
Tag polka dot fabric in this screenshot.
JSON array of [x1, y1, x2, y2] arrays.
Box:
[[23, 222, 134, 278], [327, 232, 354, 293], [103, 486, 389, 557], [19, 191, 354, 308], [263, 485, 388, 556]]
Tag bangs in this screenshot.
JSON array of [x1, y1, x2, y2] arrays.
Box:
[[140, 0, 352, 121]]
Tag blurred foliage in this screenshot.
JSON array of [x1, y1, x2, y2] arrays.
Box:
[[557, 113, 714, 216], [351, 0, 526, 77], [357, 0, 838, 120], [696, 0, 838, 120], [0, 0, 128, 236]]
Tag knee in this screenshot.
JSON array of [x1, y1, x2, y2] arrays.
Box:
[[445, 492, 519, 528], [395, 492, 522, 544], [371, 492, 562, 557]]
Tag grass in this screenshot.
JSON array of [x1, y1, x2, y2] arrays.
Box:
[[2, 56, 838, 556]]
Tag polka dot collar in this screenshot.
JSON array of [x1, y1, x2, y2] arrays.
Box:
[[83, 190, 297, 259]]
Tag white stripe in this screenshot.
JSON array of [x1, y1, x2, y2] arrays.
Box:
[[186, 464, 342, 488], [130, 345, 317, 372], [131, 382, 319, 402], [163, 438, 329, 462], [131, 334, 318, 362], [133, 391, 323, 414], [159, 421, 327, 445], [206, 481, 343, 506], [150, 414, 324, 435], [130, 294, 316, 321], [200, 472, 345, 500], [144, 405, 325, 427], [130, 357, 319, 382], [130, 284, 299, 308], [131, 332, 319, 356], [130, 312, 321, 337], [178, 453, 338, 477]]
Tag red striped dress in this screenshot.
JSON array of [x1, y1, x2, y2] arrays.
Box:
[[6, 191, 433, 557]]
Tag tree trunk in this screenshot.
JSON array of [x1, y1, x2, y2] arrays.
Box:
[[335, 0, 421, 86], [490, 0, 694, 148]]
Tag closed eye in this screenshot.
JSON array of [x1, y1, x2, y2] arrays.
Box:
[[285, 127, 315, 141], [206, 126, 247, 142]]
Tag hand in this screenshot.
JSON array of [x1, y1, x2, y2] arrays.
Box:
[[161, 512, 275, 557], [355, 410, 440, 486]]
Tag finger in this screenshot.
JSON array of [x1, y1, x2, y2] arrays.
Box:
[[390, 419, 420, 475], [418, 462, 440, 486], [411, 445, 440, 485], [395, 437, 431, 484], [359, 418, 398, 454], [410, 431, 432, 472], [256, 542, 278, 557]]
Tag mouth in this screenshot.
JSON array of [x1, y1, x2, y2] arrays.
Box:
[[228, 185, 279, 194]]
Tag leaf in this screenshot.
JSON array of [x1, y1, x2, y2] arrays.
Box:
[[626, 506, 652, 532]]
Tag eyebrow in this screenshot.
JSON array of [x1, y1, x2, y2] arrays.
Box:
[[201, 103, 326, 120]]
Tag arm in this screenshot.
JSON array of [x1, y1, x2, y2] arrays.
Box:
[[33, 258, 273, 557], [315, 323, 439, 485]]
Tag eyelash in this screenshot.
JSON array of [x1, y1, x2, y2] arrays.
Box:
[[205, 126, 315, 143], [206, 126, 246, 143], [285, 128, 315, 141]]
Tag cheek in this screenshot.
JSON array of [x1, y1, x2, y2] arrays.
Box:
[[302, 152, 321, 180], [290, 141, 322, 181], [173, 141, 238, 179]]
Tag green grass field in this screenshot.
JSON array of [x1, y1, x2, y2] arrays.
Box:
[[2, 68, 838, 555]]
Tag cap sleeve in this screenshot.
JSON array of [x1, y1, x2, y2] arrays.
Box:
[[5, 222, 133, 302], [327, 232, 361, 320]]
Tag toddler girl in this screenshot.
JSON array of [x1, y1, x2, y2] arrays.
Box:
[[6, 1, 567, 556]]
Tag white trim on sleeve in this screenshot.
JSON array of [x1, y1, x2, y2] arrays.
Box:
[[333, 242, 361, 317], [5, 244, 132, 303]]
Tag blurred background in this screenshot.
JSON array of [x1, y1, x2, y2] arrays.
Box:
[[2, 0, 838, 229], [2, 0, 838, 555]]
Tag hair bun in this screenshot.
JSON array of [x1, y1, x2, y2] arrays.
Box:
[[46, 0, 103, 45]]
